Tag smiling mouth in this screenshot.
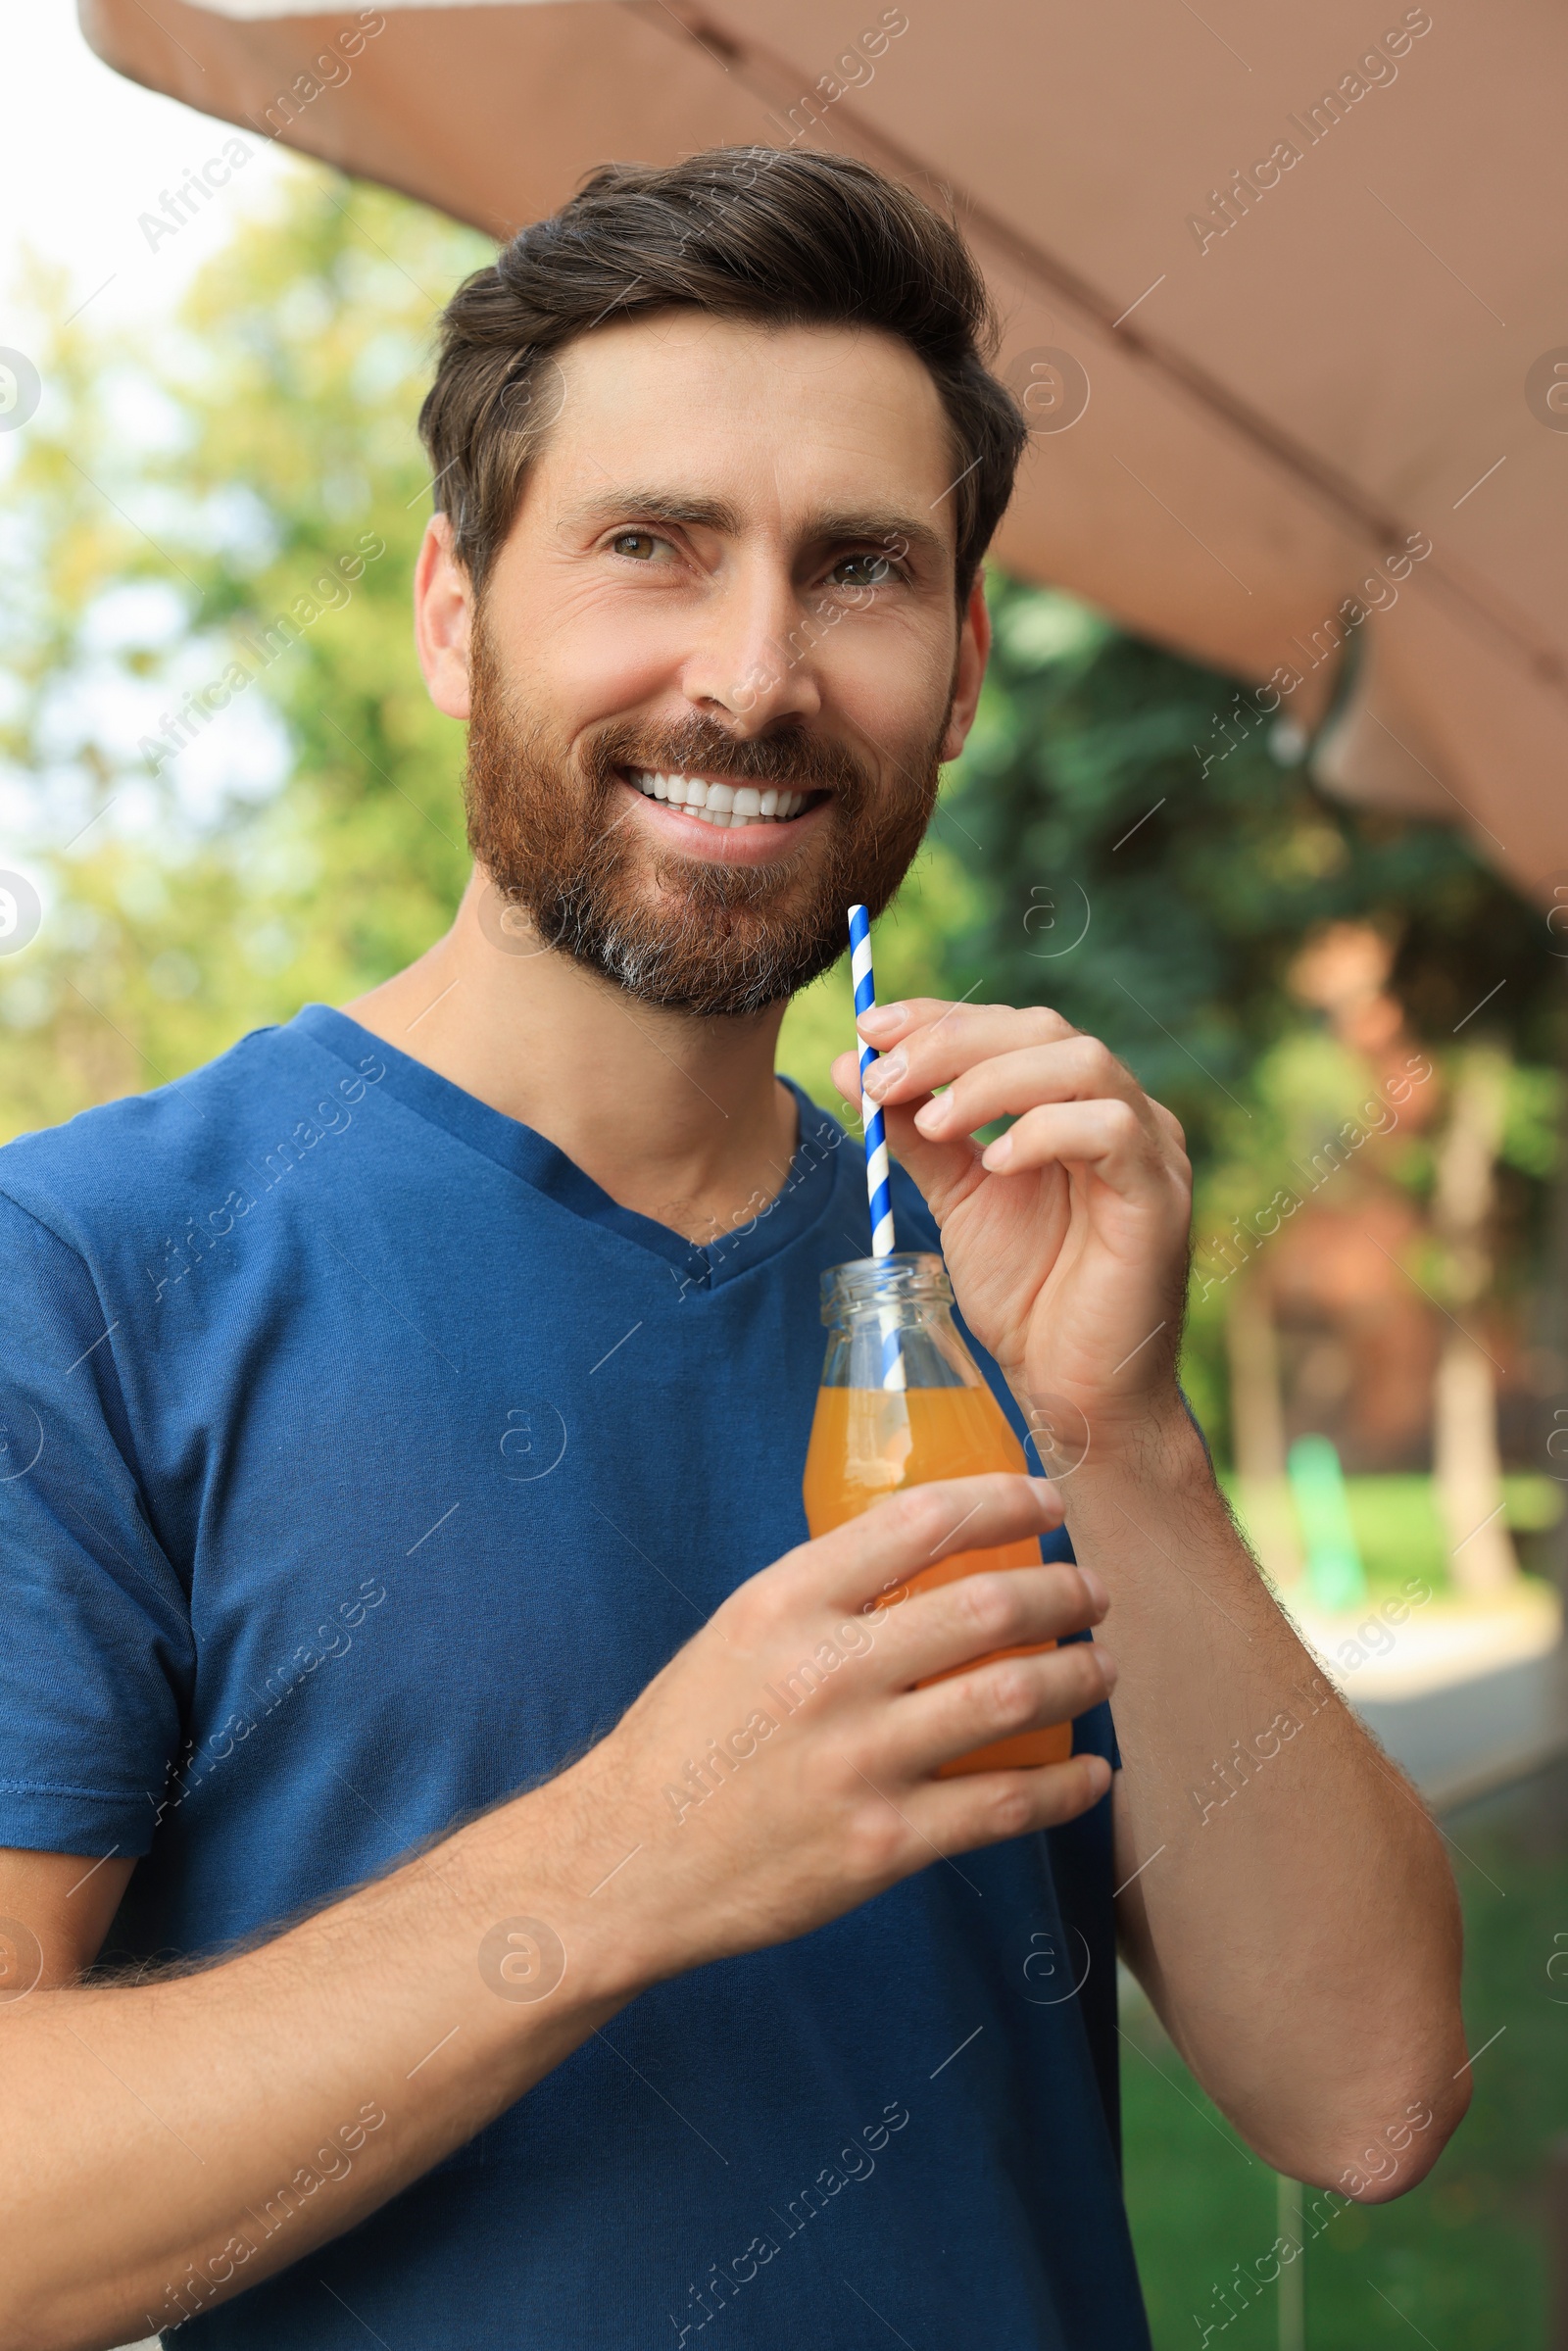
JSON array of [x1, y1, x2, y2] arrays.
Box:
[[625, 768, 824, 830]]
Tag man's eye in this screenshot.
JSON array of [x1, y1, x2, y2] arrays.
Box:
[[611, 531, 663, 562], [828, 553, 894, 588]]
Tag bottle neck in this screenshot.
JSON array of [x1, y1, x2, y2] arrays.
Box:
[[817, 1254, 983, 1392]]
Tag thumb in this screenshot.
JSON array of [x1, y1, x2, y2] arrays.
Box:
[[829, 1050, 984, 1224]]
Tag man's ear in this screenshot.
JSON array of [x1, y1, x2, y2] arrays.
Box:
[[413, 512, 475, 720], [940, 572, 992, 763]]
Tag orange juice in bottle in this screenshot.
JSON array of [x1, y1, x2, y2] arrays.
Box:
[[803, 1251, 1073, 1775]]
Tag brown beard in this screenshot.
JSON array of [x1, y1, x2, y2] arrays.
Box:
[[462, 615, 945, 1017]]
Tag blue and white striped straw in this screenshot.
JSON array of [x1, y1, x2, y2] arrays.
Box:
[[849, 904, 895, 1258], [849, 907, 906, 1392]]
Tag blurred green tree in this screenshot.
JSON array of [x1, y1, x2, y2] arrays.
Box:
[[945, 576, 1564, 1152], [0, 168, 489, 1139], [942, 577, 1567, 1466]]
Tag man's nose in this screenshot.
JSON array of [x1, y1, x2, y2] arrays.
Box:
[[677, 560, 825, 732]]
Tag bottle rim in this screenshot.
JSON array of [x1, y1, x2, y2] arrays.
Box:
[[818, 1251, 952, 1324]]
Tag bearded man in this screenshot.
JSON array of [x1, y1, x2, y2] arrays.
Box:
[[0, 149, 1466, 2350]]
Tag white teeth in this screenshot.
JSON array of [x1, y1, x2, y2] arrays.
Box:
[[730, 812, 755, 829], [630, 770, 814, 824]]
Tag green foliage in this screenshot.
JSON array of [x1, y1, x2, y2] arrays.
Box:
[[1502, 1061, 1565, 1181], [0, 166, 489, 1139], [943, 578, 1565, 1173], [932, 577, 1566, 1457]]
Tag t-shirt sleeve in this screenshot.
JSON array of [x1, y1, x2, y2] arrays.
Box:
[[0, 1188, 193, 1855]]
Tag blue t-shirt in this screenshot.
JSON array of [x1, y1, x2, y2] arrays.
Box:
[[0, 1004, 1149, 2350]]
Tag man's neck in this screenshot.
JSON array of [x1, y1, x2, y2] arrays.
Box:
[[344, 870, 801, 1246]]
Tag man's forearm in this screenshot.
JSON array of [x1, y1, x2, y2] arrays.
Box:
[[3, 1784, 631, 2350], [1060, 1403, 1468, 2189]]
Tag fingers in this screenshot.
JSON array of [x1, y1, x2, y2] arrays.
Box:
[[830, 1047, 866, 1109], [896, 1037, 1149, 1137], [794, 1474, 1064, 1615], [857, 1000, 1078, 1058], [882, 1637, 1117, 1779], [894, 1749, 1114, 1852], [872, 1560, 1106, 1688], [860, 1005, 1097, 1111], [855, 1011, 1188, 1194], [852, 1013, 1188, 1213], [976, 1100, 1166, 1191], [831, 1047, 986, 1222]]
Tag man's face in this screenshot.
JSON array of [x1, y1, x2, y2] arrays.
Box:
[[416, 313, 990, 1015]]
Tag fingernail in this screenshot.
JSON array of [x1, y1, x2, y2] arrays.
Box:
[[867, 1049, 906, 1090], [981, 1133, 1012, 1169], [860, 1002, 903, 1029], [1097, 1650, 1119, 1692], [1029, 1477, 1059, 1504], [912, 1097, 946, 1134], [1080, 1566, 1108, 1613]]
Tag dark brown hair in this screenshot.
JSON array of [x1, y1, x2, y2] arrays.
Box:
[[417, 146, 1028, 605]]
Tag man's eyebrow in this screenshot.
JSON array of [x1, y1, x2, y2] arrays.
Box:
[[559, 491, 950, 570], [561, 489, 746, 536], [809, 509, 950, 569]]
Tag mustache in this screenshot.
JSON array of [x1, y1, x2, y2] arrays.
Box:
[[584, 717, 873, 803]]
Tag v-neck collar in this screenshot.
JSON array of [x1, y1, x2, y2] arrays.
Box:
[[293, 1003, 848, 1290]]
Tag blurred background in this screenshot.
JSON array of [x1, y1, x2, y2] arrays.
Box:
[[4, 4, 1567, 2344]]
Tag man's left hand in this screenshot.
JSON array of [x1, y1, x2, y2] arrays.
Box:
[[832, 1001, 1193, 1445]]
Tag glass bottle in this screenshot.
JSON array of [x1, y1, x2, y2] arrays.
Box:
[[802, 1252, 1072, 1775]]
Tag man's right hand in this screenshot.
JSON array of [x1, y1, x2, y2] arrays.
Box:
[[0, 1474, 1111, 2349], [552, 1472, 1114, 1985]]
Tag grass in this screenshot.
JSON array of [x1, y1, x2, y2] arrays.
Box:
[[1220, 1474, 1565, 1597], [1121, 1763, 1568, 2347]]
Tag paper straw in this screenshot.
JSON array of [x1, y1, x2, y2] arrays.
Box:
[[849, 906, 906, 1394], [849, 905, 895, 1257]]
